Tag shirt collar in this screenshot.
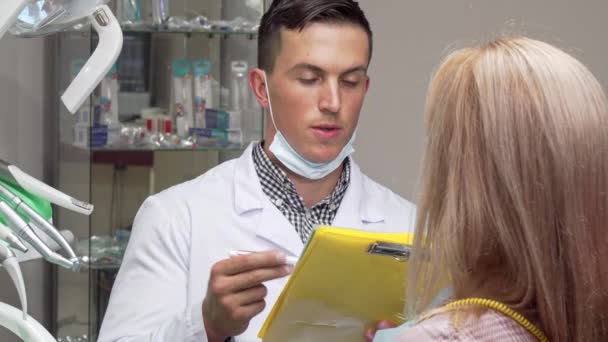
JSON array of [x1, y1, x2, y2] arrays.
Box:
[[252, 142, 350, 209]]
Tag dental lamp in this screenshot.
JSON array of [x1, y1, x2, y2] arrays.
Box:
[[0, 0, 123, 340], [1, 0, 123, 114]]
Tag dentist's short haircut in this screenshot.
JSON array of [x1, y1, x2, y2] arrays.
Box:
[[257, 0, 373, 73]]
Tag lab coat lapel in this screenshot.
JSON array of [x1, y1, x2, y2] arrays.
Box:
[[233, 143, 264, 214], [255, 204, 304, 257], [333, 159, 385, 228], [233, 143, 303, 257]]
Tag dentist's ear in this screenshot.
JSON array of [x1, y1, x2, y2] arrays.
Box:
[[249, 68, 270, 109]]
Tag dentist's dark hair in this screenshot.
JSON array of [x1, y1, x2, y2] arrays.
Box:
[[257, 0, 373, 72]]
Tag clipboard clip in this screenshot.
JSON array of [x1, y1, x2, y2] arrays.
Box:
[[367, 241, 411, 262]]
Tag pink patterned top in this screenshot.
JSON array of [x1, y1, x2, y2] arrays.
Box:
[[393, 310, 538, 341]]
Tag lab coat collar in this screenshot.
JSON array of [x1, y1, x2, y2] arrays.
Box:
[[233, 143, 266, 215]]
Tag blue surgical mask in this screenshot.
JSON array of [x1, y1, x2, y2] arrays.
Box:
[[263, 72, 355, 180]]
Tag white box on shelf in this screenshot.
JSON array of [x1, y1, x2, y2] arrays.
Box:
[[118, 92, 151, 118]]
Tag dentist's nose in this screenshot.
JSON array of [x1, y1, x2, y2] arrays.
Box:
[[319, 80, 341, 114]]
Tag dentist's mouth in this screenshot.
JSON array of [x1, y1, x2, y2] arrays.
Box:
[[311, 125, 341, 139]]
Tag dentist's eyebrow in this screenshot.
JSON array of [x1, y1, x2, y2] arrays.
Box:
[[340, 66, 367, 76], [288, 63, 326, 75], [288, 63, 368, 77]]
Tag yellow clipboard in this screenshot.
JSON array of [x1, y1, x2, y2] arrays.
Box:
[[258, 226, 414, 341]]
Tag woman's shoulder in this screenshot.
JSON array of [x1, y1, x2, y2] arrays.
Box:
[[391, 310, 537, 342]]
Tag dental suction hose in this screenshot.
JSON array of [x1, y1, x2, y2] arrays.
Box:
[[0, 244, 27, 320]]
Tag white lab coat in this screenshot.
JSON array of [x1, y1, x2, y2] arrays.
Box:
[[98, 143, 416, 342]]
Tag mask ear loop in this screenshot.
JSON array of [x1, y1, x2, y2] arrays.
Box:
[[263, 72, 279, 132]]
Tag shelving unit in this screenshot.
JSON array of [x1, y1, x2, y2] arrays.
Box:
[[51, 1, 264, 340]]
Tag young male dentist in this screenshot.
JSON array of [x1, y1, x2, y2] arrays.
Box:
[[99, 0, 416, 341]]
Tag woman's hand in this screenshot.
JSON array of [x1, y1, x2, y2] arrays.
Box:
[[364, 320, 396, 341]]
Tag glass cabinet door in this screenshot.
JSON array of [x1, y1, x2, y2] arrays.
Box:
[[53, 1, 264, 340]]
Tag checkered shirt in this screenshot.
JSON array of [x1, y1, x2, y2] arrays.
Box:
[[252, 142, 350, 243]]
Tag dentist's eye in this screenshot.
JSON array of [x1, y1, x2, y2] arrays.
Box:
[[341, 80, 359, 88], [299, 78, 320, 85]]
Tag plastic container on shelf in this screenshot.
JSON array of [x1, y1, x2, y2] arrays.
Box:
[[172, 59, 194, 138], [229, 60, 249, 117], [193, 60, 212, 129]]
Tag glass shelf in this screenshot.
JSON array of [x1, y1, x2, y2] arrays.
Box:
[[90, 143, 247, 152], [60, 141, 248, 155], [121, 24, 258, 37], [54, 24, 258, 39]]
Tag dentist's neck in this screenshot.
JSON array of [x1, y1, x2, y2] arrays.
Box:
[[263, 143, 344, 208]]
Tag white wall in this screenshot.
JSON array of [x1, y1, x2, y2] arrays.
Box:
[[356, 0, 608, 201], [0, 34, 49, 341]]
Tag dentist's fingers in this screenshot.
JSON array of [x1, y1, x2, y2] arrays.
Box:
[[203, 251, 294, 340], [211, 284, 269, 309], [220, 250, 288, 275], [228, 265, 293, 292]]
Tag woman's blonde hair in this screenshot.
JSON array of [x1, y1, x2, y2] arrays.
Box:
[[408, 37, 608, 341]]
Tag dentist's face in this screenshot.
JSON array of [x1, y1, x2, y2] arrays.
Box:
[[259, 23, 370, 163]]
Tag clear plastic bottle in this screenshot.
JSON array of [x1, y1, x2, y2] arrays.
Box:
[[69, 59, 91, 148], [229, 60, 249, 130], [193, 60, 212, 129], [100, 63, 121, 145], [151, 0, 169, 25], [230, 60, 249, 112], [117, 0, 143, 25], [100, 64, 119, 125], [172, 60, 194, 137]]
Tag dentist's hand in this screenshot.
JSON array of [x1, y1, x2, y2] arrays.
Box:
[[202, 251, 293, 342]]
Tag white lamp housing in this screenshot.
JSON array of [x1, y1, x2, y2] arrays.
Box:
[[0, 0, 30, 41], [61, 5, 123, 113]]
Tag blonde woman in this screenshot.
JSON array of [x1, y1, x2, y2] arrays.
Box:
[[372, 37, 608, 341]]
